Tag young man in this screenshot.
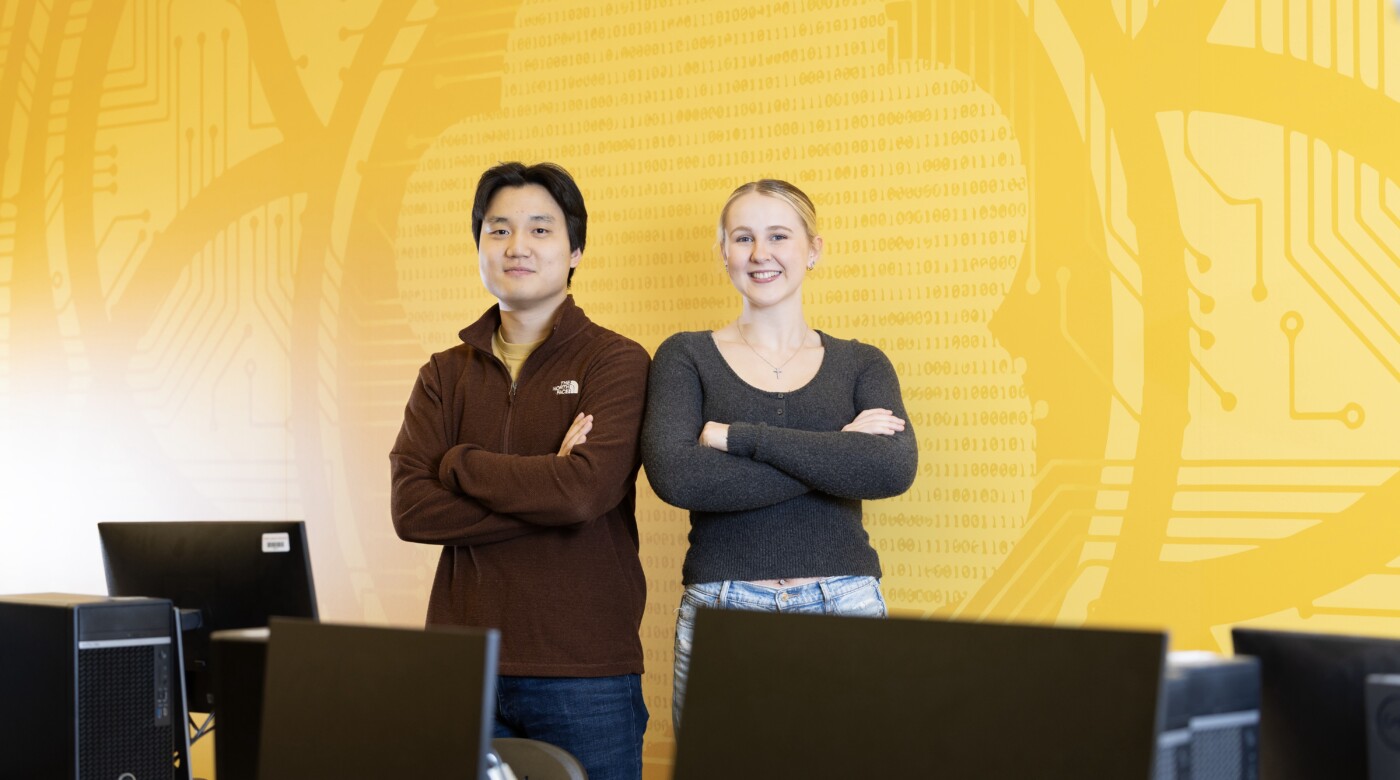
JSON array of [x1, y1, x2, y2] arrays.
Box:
[[390, 162, 649, 780]]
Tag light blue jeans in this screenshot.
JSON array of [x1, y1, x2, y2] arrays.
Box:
[[671, 575, 887, 733]]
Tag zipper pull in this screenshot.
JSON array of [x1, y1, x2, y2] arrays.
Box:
[[509, 381, 517, 403]]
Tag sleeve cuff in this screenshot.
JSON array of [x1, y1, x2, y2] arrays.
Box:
[[726, 422, 763, 459], [437, 443, 477, 492]]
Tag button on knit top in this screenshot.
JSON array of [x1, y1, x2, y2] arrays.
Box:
[[641, 331, 918, 585]]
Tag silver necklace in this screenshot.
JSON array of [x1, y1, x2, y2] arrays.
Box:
[[737, 324, 806, 380]]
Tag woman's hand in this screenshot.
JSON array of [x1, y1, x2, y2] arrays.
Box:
[[557, 413, 593, 456], [699, 421, 730, 452], [841, 408, 905, 436]]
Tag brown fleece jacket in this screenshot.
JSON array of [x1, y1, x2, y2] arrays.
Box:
[[391, 296, 649, 676]]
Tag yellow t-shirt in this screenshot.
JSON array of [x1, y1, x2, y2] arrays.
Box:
[[492, 329, 546, 383]]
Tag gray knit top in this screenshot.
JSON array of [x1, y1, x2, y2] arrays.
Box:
[[641, 330, 918, 584]]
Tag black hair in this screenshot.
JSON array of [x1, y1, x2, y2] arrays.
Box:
[[471, 162, 587, 287]]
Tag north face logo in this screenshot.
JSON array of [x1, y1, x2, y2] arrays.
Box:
[[553, 380, 579, 395]]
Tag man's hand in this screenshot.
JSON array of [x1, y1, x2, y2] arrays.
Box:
[[841, 408, 905, 436], [699, 421, 730, 452], [557, 413, 593, 456]]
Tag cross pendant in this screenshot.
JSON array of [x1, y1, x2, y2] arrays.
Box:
[[772, 368, 782, 379]]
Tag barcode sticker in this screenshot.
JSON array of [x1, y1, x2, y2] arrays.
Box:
[[262, 532, 291, 553]]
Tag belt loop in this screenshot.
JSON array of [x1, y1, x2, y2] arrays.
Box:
[[819, 579, 833, 612], [717, 580, 732, 608]]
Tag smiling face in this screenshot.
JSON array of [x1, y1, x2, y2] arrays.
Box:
[[721, 191, 823, 310], [477, 183, 581, 314]]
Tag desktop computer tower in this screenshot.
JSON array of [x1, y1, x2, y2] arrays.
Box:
[[0, 593, 191, 780], [1368, 673, 1400, 780], [1155, 652, 1259, 780]]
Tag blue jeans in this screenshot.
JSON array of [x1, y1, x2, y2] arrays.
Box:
[[493, 674, 647, 780], [672, 575, 887, 732]]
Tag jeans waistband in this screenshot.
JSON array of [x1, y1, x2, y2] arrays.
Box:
[[687, 575, 877, 610]]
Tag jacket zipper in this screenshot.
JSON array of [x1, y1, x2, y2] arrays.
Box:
[[494, 317, 560, 454], [502, 372, 516, 455]]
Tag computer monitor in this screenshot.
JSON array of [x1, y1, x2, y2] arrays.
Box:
[[98, 520, 319, 711], [1231, 626, 1400, 779], [674, 609, 1168, 779], [257, 618, 499, 780]]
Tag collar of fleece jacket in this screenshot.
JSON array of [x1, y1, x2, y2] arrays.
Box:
[[457, 294, 586, 358]]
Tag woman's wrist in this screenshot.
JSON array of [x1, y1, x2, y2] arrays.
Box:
[[699, 421, 729, 452]]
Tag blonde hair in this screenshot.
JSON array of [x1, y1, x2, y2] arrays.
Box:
[[716, 179, 819, 248]]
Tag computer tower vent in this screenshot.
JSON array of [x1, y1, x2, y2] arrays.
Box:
[[78, 641, 175, 778]]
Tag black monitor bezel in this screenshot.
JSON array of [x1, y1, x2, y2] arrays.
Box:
[[98, 520, 319, 711], [674, 609, 1168, 779], [1232, 626, 1400, 779]]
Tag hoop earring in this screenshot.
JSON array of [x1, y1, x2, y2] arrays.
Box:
[[806, 261, 815, 270]]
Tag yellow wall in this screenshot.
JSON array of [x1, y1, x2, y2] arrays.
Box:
[[2, 1, 1398, 775]]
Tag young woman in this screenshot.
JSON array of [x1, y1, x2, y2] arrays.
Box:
[[641, 179, 919, 731]]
